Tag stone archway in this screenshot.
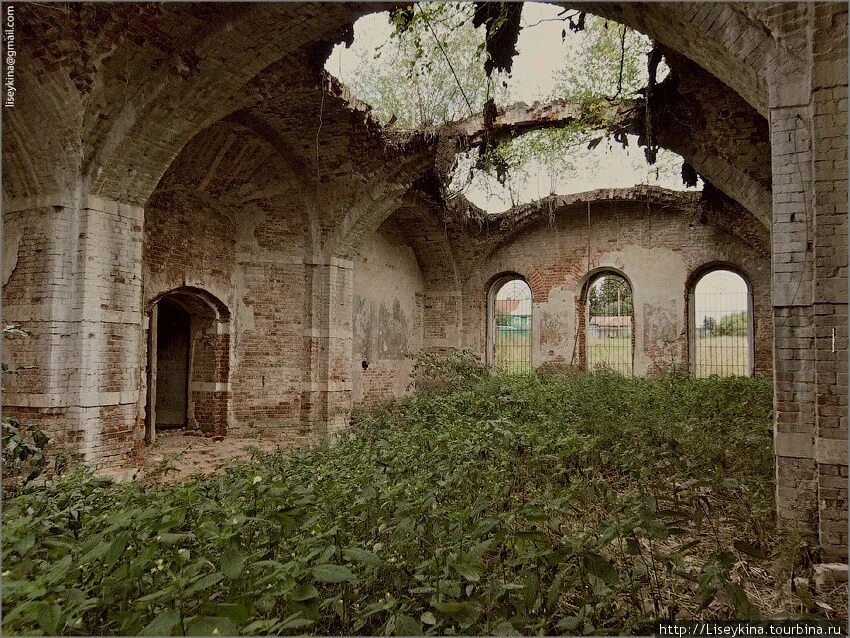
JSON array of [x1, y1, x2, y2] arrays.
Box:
[[145, 287, 230, 443]]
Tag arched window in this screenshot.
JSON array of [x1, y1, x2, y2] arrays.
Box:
[[584, 271, 634, 375], [488, 276, 532, 374], [690, 268, 753, 377]]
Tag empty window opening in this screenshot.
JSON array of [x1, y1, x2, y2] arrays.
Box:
[[490, 277, 532, 374], [691, 269, 752, 377], [585, 273, 634, 375]]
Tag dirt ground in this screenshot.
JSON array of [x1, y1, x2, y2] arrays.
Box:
[[142, 428, 300, 483]]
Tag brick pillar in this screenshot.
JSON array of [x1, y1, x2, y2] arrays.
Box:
[[770, 4, 848, 562], [3, 193, 144, 470], [301, 256, 353, 439], [810, 4, 848, 561]]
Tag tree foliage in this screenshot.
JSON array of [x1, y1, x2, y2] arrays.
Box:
[[345, 4, 508, 129], [339, 5, 679, 205], [589, 275, 633, 317]]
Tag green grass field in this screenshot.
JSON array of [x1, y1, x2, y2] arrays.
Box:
[[494, 331, 748, 378], [695, 335, 750, 377], [586, 335, 632, 374]]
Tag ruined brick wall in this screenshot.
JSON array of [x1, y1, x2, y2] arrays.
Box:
[[460, 195, 772, 377], [351, 219, 424, 405], [143, 123, 311, 440]]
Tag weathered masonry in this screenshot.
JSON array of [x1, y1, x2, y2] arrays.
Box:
[[2, 3, 846, 561]]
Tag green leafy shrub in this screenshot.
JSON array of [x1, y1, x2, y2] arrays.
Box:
[[3, 372, 805, 636], [2, 324, 51, 494], [408, 349, 489, 392]]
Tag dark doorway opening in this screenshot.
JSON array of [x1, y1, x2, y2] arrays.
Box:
[[155, 299, 191, 430], [145, 287, 231, 445]]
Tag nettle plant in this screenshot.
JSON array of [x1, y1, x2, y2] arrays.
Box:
[[2, 366, 816, 637], [2, 324, 51, 492]]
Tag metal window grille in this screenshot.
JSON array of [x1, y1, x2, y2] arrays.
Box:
[[493, 279, 532, 374], [693, 271, 751, 377], [586, 274, 633, 375]]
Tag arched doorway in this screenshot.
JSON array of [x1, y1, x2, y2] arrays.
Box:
[[488, 276, 533, 374], [145, 287, 231, 443], [582, 271, 634, 375], [689, 267, 753, 377]]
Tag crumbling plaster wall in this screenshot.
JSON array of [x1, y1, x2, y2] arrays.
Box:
[[351, 220, 424, 405], [458, 195, 772, 378]]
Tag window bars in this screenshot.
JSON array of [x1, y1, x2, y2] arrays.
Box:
[[693, 271, 751, 377], [586, 274, 633, 375], [493, 279, 532, 374]]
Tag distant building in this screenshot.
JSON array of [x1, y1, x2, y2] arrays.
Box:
[[496, 299, 531, 330], [589, 315, 632, 338]]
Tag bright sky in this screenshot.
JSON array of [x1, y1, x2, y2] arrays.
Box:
[[496, 279, 532, 314], [326, 3, 697, 213], [694, 270, 749, 322]]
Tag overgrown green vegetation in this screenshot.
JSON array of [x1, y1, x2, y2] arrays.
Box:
[[2, 324, 52, 493], [4, 362, 832, 636]]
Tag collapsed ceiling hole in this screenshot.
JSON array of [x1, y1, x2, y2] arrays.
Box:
[[448, 133, 700, 215], [325, 3, 682, 213]]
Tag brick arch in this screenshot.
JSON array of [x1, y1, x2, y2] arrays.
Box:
[[479, 188, 703, 262], [145, 286, 231, 439], [571, 2, 807, 116], [386, 204, 461, 291], [82, 3, 371, 206], [486, 272, 534, 370], [2, 64, 83, 200], [325, 153, 437, 261]]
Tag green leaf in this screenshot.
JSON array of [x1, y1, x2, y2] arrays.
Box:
[[456, 561, 482, 582], [583, 552, 619, 585], [202, 603, 248, 625], [290, 583, 319, 601], [733, 539, 767, 560], [311, 564, 355, 583], [14, 535, 35, 555], [158, 533, 188, 546], [221, 547, 245, 580], [421, 611, 437, 626], [343, 547, 383, 567], [278, 613, 315, 630], [138, 609, 181, 636], [37, 602, 61, 635], [723, 582, 753, 616], [556, 615, 582, 631], [395, 614, 422, 635], [184, 616, 238, 636], [105, 532, 131, 569], [494, 620, 520, 635], [432, 601, 480, 628], [184, 572, 224, 595]]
